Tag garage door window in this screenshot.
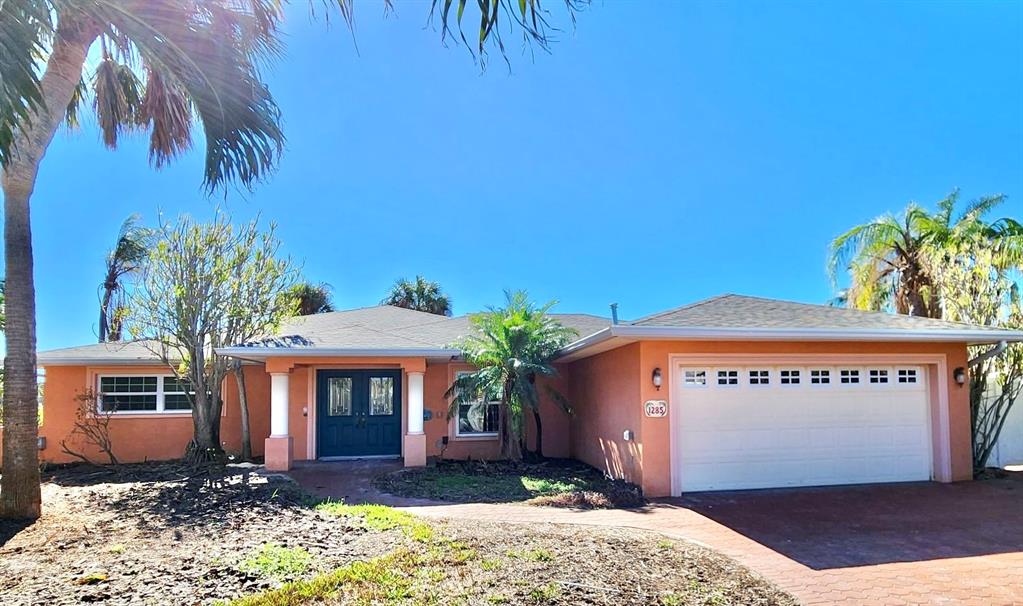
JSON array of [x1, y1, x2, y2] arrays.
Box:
[[869, 369, 889, 384], [897, 368, 918, 384], [780, 369, 801, 385], [716, 370, 739, 386], [810, 369, 831, 385], [683, 370, 707, 387], [748, 370, 770, 385], [840, 369, 860, 384]]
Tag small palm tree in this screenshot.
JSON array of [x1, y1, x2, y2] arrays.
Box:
[[382, 276, 452, 316], [829, 190, 1011, 318], [289, 282, 335, 316], [99, 215, 151, 342], [446, 291, 576, 460]]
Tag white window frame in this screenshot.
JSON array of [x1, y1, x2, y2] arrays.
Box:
[[715, 369, 739, 387], [96, 374, 193, 415], [809, 369, 832, 386], [896, 368, 920, 385], [748, 369, 771, 386], [839, 368, 861, 385], [682, 369, 708, 388], [779, 368, 802, 386], [868, 368, 890, 385], [453, 371, 500, 438]]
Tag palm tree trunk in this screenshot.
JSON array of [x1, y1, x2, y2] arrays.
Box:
[[98, 273, 116, 342], [233, 363, 252, 461], [1, 18, 98, 519], [532, 408, 543, 459]]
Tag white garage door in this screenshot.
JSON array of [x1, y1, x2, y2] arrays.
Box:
[[677, 364, 931, 492]]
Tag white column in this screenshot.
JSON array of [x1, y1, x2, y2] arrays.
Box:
[[270, 372, 290, 437], [407, 371, 425, 435]]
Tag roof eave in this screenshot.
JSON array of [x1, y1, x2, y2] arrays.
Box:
[[38, 357, 166, 366], [555, 325, 1023, 361], [214, 347, 461, 359]]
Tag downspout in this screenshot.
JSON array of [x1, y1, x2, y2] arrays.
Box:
[[969, 340, 1008, 367]]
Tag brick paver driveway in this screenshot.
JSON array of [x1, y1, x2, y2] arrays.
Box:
[[293, 464, 1023, 605]]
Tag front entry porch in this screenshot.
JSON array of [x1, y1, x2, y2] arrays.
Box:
[[260, 356, 429, 471]]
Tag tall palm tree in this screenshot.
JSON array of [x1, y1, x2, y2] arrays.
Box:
[[446, 291, 576, 460], [99, 214, 151, 342], [0, 0, 584, 519], [289, 281, 335, 315], [382, 275, 452, 316], [829, 190, 1010, 318]]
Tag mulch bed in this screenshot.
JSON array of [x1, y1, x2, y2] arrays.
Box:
[[375, 458, 646, 508], [0, 462, 404, 606]]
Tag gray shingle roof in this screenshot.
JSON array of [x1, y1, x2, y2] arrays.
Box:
[[37, 340, 165, 365], [628, 294, 1007, 331], [239, 306, 611, 351]]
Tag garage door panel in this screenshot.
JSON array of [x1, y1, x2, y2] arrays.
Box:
[[678, 364, 932, 492]]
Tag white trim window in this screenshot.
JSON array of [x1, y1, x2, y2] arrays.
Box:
[[683, 370, 707, 387], [810, 369, 831, 385], [780, 369, 801, 385], [897, 368, 919, 384], [454, 371, 499, 437], [869, 369, 890, 384], [716, 370, 739, 386], [748, 370, 770, 385], [839, 369, 860, 384], [97, 375, 193, 414]]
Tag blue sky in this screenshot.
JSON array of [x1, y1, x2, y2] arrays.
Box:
[[22, 1, 1023, 351]]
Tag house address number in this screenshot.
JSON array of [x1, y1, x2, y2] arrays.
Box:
[[644, 400, 668, 418]]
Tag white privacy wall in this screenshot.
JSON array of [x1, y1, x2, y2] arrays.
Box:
[[992, 392, 1023, 467]]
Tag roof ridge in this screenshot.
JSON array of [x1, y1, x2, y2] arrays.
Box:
[[628, 294, 736, 325]]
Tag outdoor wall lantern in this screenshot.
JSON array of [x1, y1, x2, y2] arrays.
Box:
[[953, 367, 966, 386], [652, 367, 663, 391]]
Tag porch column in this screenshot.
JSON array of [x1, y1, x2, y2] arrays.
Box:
[[265, 372, 293, 471], [403, 371, 427, 467]]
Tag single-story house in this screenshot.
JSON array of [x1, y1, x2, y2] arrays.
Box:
[[18, 294, 1023, 497]]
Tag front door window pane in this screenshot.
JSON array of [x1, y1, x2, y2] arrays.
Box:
[[328, 378, 352, 416], [369, 377, 394, 416]]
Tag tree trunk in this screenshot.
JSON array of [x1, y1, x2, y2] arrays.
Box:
[[98, 274, 116, 342], [499, 382, 522, 461], [233, 363, 252, 461], [532, 408, 543, 459], [185, 386, 226, 464], [1, 18, 98, 520]]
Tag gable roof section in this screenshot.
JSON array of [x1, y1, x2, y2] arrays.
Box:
[[215, 306, 611, 360], [557, 294, 1023, 361], [37, 340, 167, 366]]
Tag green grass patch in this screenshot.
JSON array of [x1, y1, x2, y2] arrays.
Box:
[[239, 544, 313, 582], [315, 501, 434, 542]]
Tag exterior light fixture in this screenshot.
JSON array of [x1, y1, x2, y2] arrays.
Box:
[[652, 367, 663, 391], [953, 367, 966, 386]]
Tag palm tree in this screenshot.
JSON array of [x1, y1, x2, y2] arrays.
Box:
[[383, 276, 452, 316], [0, 0, 584, 519], [829, 190, 1011, 318], [289, 282, 335, 315], [446, 291, 576, 460], [99, 215, 151, 342]]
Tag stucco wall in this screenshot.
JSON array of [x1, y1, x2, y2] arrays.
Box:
[[565, 343, 643, 485], [31, 364, 271, 465]]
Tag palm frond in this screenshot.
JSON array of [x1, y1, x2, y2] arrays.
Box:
[[64, 77, 88, 130], [827, 215, 903, 281], [92, 53, 143, 148], [0, 0, 53, 166]]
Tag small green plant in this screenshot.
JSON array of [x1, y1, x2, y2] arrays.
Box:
[[108, 544, 126, 554], [660, 593, 683, 606], [239, 543, 312, 581], [507, 548, 554, 562], [529, 582, 560, 602], [657, 539, 674, 550], [481, 559, 502, 571], [487, 595, 510, 604]]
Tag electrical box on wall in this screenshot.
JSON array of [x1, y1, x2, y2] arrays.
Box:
[[623, 430, 634, 442]]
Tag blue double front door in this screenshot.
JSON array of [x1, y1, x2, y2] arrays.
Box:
[[316, 369, 402, 458]]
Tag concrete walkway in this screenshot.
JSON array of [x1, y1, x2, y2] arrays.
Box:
[[290, 462, 1023, 606]]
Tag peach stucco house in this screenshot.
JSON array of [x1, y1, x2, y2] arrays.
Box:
[[24, 294, 1023, 497]]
